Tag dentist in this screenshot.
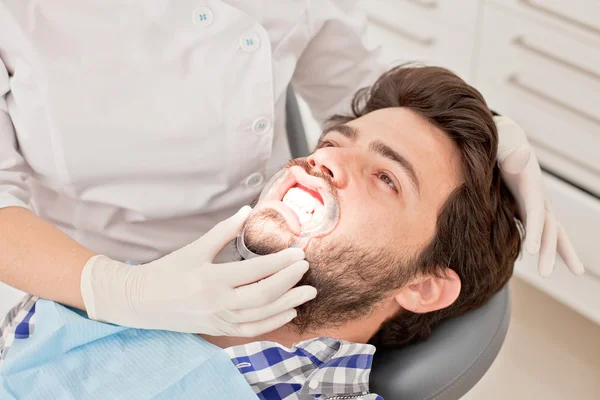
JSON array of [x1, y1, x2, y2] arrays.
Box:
[[0, 1, 583, 336]]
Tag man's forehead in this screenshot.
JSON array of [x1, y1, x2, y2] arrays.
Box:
[[323, 108, 444, 157]]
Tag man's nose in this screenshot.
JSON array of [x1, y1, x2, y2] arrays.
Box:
[[306, 149, 348, 189]]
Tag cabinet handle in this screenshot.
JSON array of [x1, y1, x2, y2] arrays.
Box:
[[519, 0, 600, 36], [507, 74, 600, 126], [367, 13, 435, 46], [405, 0, 438, 9], [585, 268, 600, 283], [512, 36, 600, 82]]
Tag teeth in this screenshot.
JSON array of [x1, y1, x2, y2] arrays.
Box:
[[283, 187, 321, 211], [299, 212, 312, 226], [282, 187, 325, 228]]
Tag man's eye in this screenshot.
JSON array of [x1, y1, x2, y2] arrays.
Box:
[[376, 170, 398, 193], [318, 140, 336, 149]]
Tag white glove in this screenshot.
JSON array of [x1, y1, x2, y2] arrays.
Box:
[[80, 206, 317, 336], [495, 116, 585, 277]]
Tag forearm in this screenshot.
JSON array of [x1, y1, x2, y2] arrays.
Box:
[[0, 206, 95, 310]]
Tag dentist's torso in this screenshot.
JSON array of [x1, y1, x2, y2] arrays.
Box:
[[0, 0, 357, 262]]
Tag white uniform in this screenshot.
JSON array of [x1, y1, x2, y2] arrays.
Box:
[[0, 1, 383, 262]]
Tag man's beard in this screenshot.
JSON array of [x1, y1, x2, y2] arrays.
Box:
[[288, 237, 415, 334], [238, 160, 416, 334]]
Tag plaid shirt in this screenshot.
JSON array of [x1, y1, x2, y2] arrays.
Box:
[[0, 296, 383, 400]]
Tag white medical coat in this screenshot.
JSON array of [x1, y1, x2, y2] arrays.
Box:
[[0, 0, 383, 262]]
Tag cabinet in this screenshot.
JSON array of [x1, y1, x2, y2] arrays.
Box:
[[474, 2, 600, 194], [353, 0, 600, 324], [358, 0, 480, 79]]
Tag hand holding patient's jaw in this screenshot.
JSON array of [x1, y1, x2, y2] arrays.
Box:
[[204, 66, 521, 350]]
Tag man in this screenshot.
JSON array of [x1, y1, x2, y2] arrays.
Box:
[[1, 65, 521, 400]]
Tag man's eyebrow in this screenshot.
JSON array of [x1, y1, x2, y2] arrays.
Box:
[[321, 124, 360, 142], [369, 140, 421, 195], [321, 124, 420, 195]]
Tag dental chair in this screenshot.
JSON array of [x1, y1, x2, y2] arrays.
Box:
[[285, 87, 511, 400]]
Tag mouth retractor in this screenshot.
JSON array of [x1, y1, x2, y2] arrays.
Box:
[[237, 169, 339, 259]]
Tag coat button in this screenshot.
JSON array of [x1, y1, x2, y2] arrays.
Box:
[[192, 7, 214, 27], [252, 117, 272, 135], [245, 173, 264, 188], [239, 32, 260, 52]]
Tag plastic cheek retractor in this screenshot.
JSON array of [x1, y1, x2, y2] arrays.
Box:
[[237, 168, 340, 259]]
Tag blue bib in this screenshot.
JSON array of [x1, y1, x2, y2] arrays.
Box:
[[0, 300, 257, 399]]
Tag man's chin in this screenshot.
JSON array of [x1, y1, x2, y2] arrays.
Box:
[[243, 235, 292, 256], [241, 210, 296, 256]]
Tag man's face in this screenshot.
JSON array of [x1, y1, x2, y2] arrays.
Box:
[[241, 108, 462, 331]]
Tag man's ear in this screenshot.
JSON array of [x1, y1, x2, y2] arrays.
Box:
[[394, 268, 461, 314]]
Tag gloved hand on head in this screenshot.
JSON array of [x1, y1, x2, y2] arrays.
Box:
[[80, 206, 317, 335], [495, 116, 585, 277]]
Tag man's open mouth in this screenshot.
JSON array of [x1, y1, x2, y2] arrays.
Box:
[[281, 183, 326, 231], [250, 166, 337, 236], [239, 166, 339, 259]]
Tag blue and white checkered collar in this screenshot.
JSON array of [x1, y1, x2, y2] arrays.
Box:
[[225, 336, 377, 398]]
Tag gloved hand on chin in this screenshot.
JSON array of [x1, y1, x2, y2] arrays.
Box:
[[80, 206, 317, 336]]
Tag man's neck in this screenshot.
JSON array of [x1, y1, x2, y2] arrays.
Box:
[[201, 313, 383, 349]]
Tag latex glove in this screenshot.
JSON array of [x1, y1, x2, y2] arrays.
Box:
[[495, 116, 585, 277], [80, 206, 317, 336]]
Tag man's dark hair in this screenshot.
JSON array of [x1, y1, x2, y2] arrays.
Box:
[[327, 64, 522, 347]]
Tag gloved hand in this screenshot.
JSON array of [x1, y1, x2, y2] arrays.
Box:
[[80, 206, 317, 336], [495, 116, 585, 277]]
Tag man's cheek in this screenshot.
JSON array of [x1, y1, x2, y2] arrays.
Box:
[[336, 209, 380, 241], [304, 235, 327, 263], [304, 232, 340, 262]]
